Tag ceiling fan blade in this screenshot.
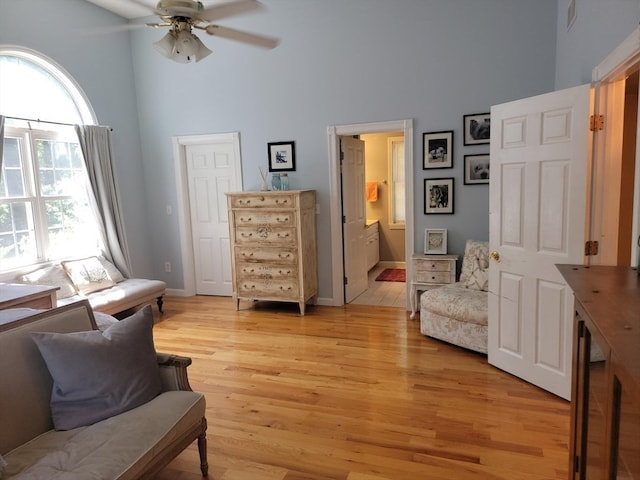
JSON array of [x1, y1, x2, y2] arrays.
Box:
[[198, 0, 265, 22], [77, 22, 149, 35], [205, 25, 279, 49]]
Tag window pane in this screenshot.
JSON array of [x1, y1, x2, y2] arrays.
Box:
[[0, 55, 83, 124], [45, 199, 100, 260], [2, 137, 21, 167], [36, 139, 85, 196], [0, 201, 37, 268], [1, 137, 27, 198]]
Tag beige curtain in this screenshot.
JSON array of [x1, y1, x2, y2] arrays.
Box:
[[74, 124, 132, 277]]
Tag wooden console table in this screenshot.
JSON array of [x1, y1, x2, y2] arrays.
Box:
[[557, 265, 639, 480], [0, 283, 59, 310]]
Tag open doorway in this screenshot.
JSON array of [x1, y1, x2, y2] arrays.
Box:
[[348, 132, 406, 308], [327, 119, 414, 308]]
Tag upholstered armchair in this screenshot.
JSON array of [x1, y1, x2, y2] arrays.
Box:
[[419, 240, 489, 354]]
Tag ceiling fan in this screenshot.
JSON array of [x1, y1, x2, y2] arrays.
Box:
[[135, 0, 279, 63]]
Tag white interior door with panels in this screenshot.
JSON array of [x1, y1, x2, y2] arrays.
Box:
[[175, 132, 242, 296], [341, 136, 368, 303], [489, 84, 591, 400]]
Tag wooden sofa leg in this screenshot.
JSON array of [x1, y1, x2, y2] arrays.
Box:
[[156, 295, 164, 313], [198, 417, 208, 477]]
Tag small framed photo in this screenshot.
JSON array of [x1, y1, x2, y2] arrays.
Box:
[[423, 130, 453, 169], [424, 228, 447, 254], [464, 154, 490, 184], [424, 177, 454, 214], [267, 141, 296, 172], [463, 113, 490, 145]]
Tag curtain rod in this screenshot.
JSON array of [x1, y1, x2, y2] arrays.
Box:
[[4, 115, 112, 131]]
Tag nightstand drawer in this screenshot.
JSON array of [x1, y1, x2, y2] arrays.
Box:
[[414, 258, 452, 272], [415, 271, 452, 284]]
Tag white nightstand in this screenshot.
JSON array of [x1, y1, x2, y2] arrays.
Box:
[[409, 253, 458, 319]]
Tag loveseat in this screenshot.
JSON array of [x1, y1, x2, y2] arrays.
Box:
[[1, 256, 166, 317], [0, 301, 207, 479], [420, 240, 489, 354]]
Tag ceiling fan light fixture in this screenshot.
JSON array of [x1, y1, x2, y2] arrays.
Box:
[[172, 29, 199, 63], [152, 31, 176, 58], [194, 35, 213, 62]]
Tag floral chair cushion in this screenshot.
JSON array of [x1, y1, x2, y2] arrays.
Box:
[[458, 240, 489, 292]]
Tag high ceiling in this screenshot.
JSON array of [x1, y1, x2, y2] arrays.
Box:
[[84, 0, 160, 19]]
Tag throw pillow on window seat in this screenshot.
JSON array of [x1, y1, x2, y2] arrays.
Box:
[[61, 256, 116, 295], [16, 264, 78, 300], [30, 306, 162, 431], [97, 255, 126, 283]]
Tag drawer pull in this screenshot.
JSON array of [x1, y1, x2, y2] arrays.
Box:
[[279, 286, 292, 291], [279, 269, 291, 275], [242, 252, 254, 258], [277, 233, 290, 239], [240, 216, 252, 222], [241, 233, 253, 238], [431, 276, 436, 280], [431, 264, 436, 268], [239, 199, 251, 205], [276, 216, 289, 223], [278, 253, 291, 259], [275, 199, 288, 205], [256, 225, 272, 238]]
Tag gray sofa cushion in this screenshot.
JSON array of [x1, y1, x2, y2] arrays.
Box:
[[3, 391, 205, 480], [30, 306, 162, 430]]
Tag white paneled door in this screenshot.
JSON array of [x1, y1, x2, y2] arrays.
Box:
[[185, 134, 242, 296], [489, 84, 591, 400], [341, 136, 368, 303]]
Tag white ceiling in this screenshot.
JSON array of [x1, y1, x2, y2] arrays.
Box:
[[84, 0, 242, 20], [84, 0, 158, 19]]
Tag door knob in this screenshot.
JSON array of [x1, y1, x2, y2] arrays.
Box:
[[489, 251, 500, 262]]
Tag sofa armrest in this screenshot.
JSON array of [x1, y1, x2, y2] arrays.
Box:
[[156, 352, 194, 392]]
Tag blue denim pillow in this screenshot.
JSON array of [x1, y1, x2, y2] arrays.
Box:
[[31, 306, 161, 431]]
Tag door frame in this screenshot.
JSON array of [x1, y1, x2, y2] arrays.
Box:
[[591, 26, 640, 266], [327, 119, 414, 307], [173, 132, 243, 296]]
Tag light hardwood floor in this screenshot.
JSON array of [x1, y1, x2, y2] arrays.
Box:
[[153, 295, 570, 480], [350, 265, 407, 308]]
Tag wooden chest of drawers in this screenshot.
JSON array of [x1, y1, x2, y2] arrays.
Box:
[[410, 254, 458, 319], [226, 190, 317, 315]]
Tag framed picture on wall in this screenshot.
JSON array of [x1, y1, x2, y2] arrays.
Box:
[[463, 113, 490, 145], [423, 130, 453, 169], [267, 141, 296, 172], [464, 154, 490, 184], [424, 177, 454, 214], [424, 228, 447, 254]]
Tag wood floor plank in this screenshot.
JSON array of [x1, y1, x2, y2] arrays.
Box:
[[152, 296, 570, 479]]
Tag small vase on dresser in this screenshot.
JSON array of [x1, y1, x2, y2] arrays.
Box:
[[226, 190, 318, 315]]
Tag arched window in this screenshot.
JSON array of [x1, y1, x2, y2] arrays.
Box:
[[0, 47, 100, 271]]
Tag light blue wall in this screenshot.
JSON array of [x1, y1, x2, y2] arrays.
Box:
[[0, 0, 153, 278], [129, 0, 558, 298], [555, 0, 640, 89], [13, 1, 627, 301]]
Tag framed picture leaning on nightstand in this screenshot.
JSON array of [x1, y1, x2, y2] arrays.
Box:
[[424, 228, 447, 254]]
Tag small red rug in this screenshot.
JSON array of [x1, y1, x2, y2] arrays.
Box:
[[375, 268, 406, 282]]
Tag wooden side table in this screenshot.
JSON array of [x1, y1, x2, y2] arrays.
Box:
[[409, 254, 458, 319], [0, 283, 59, 310]]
